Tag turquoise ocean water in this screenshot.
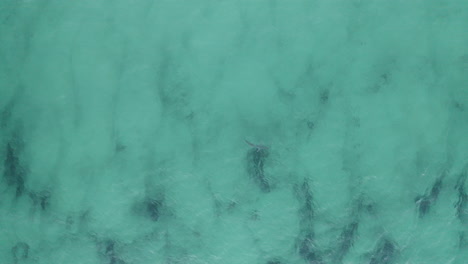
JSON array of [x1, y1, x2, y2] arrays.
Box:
[[1, 1, 468, 263]]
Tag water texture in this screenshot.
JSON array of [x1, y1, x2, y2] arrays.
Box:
[[1, 1, 467, 263]]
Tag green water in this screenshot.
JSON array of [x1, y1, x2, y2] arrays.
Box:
[[1, 1, 467, 263]]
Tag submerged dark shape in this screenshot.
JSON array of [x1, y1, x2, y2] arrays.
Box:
[[297, 231, 322, 264], [320, 89, 329, 103], [414, 195, 431, 217], [4, 142, 26, 197], [104, 240, 115, 258], [246, 142, 270, 192], [146, 198, 163, 221], [29, 190, 51, 211], [368, 237, 397, 264], [356, 194, 376, 215], [294, 179, 314, 227], [1, 107, 12, 128], [293, 179, 321, 263], [415, 177, 444, 218], [454, 171, 467, 222], [11, 242, 29, 264], [429, 177, 443, 199], [334, 221, 359, 262], [103, 240, 125, 264], [266, 259, 282, 264], [110, 258, 125, 264], [459, 231, 468, 249]]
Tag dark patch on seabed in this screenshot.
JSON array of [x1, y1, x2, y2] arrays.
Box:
[[297, 231, 323, 264], [319, 89, 329, 104], [294, 179, 314, 227], [132, 193, 167, 222], [3, 135, 27, 197], [454, 166, 468, 222], [246, 148, 270, 192], [368, 237, 398, 264], [1, 103, 13, 128], [331, 195, 375, 263], [294, 179, 322, 264], [28, 190, 51, 211], [11, 242, 29, 264], [98, 239, 126, 264], [459, 231, 468, 249], [333, 221, 359, 263], [145, 197, 164, 222], [414, 175, 444, 218], [265, 258, 283, 264]]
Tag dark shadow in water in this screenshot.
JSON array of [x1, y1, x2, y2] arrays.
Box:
[[334, 221, 359, 263], [132, 193, 168, 222], [145, 197, 164, 222], [297, 231, 323, 264], [101, 240, 126, 264], [415, 176, 444, 218], [11, 242, 29, 264], [294, 179, 314, 228], [320, 89, 329, 104], [459, 231, 468, 249], [266, 259, 283, 264], [332, 194, 376, 263], [368, 237, 398, 264], [28, 190, 51, 211], [4, 140, 26, 197], [454, 168, 467, 222], [246, 148, 270, 192], [294, 178, 322, 263]]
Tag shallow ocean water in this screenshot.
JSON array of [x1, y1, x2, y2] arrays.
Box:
[[1, 1, 468, 263]]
